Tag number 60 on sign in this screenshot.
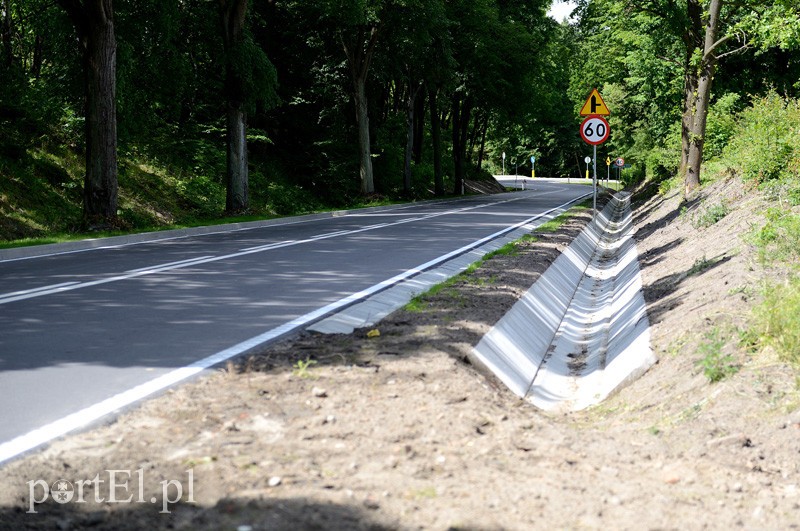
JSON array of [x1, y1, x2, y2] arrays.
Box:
[[579, 115, 610, 145]]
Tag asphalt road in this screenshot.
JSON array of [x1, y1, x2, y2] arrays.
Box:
[[0, 181, 589, 463]]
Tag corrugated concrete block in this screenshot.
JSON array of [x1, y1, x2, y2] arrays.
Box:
[[472, 193, 656, 412]]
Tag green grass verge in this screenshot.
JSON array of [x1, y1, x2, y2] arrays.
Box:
[[746, 278, 800, 367], [404, 200, 590, 313]]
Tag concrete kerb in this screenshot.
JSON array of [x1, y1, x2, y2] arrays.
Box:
[[470, 192, 656, 412]]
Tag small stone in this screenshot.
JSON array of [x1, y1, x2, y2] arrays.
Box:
[[324, 414, 336, 424], [663, 474, 680, 485], [706, 433, 749, 448], [312, 387, 328, 398], [268, 476, 282, 487], [237, 526, 254, 531], [363, 496, 380, 510]]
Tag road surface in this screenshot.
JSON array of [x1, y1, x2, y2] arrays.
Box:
[[0, 181, 589, 463]]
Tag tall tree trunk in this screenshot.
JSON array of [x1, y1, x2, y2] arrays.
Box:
[[59, 0, 119, 224], [342, 26, 380, 195], [2, 0, 13, 68], [476, 115, 489, 170], [679, 0, 703, 180], [220, 0, 249, 213], [403, 82, 422, 196], [354, 76, 374, 194], [685, 0, 723, 194], [413, 86, 425, 165], [225, 104, 248, 211], [32, 34, 43, 78], [451, 94, 471, 195], [429, 86, 443, 196]]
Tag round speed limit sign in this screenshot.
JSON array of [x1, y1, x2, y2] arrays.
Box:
[[579, 115, 610, 145]]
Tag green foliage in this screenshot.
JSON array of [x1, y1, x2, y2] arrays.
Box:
[[704, 93, 741, 160], [693, 202, 730, 229], [292, 358, 318, 379], [750, 207, 800, 264], [722, 93, 800, 184], [695, 328, 739, 383], [750, 277, 800, 366], [176, 176, 226, 218]]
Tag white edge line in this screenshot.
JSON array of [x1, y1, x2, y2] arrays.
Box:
[[0, 192, 589, 465]]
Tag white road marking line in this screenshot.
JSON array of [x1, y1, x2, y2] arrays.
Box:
[[0, 282, 81, 303], [124, 255, 214, 274], [0, 193, 547, 306]]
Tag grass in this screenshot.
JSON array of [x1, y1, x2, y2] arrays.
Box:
[[744, 203, 800, 367], [693, 201, 730, 229], [403, 200, 590, 313], [695, 328, 739, 383], [687, 255, 715, 276], [749, 207, 800, 264], [748, 278, 800, 366], [291, 358, 318, 379]]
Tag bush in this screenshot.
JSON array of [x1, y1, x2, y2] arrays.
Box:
[[704, 92, 741, 160], [751, 277, 800, 366], [176, 175, 225, 217], [750, 207, 800, 264], [723, 92, 800, 184]]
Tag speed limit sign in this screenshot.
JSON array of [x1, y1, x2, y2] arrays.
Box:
[[580, 115, 610, 145]]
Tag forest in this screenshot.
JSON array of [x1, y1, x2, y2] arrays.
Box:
[[0, 0, 799, 238]]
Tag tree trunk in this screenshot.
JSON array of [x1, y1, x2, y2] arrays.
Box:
[[403, 82, 422, 196], [679, 0, 703, 177], [2, 0, 13, 68], [32, 34, 43, 78], [451, 94, 471, 195], [83, 1, 118, 222], [413, 86, 425, 165], [225, 104, 248, 212], [679, 69, 698, 178], [684, 0, 723, 194], [354, 77, 375, 194], [220, 0, 249, 213], [429, 87, 443, 196], [342, 26, 380, 195], [58, 0, 119, 224], [476, 115, 489, 170]]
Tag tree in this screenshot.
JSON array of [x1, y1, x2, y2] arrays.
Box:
[[218, 0, 278, 213], [57, 0, 118, 224], [683, 0, 722, 193], [220, 0, 249, 213], [338, 4, 384, 195]]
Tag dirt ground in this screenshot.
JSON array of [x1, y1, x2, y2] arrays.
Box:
[[2, 178, 800, 530]]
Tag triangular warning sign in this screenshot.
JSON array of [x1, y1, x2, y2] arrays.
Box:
[[580, 88, 610, 116]]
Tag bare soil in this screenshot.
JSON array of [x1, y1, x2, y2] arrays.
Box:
[[2, 178, 799, 530]]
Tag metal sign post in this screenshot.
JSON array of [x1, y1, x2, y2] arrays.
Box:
[[578, 88, 610, 222], [593, 146, 597, 214]]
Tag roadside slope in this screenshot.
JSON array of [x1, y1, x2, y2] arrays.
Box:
[[1, 180, 798, 530]]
